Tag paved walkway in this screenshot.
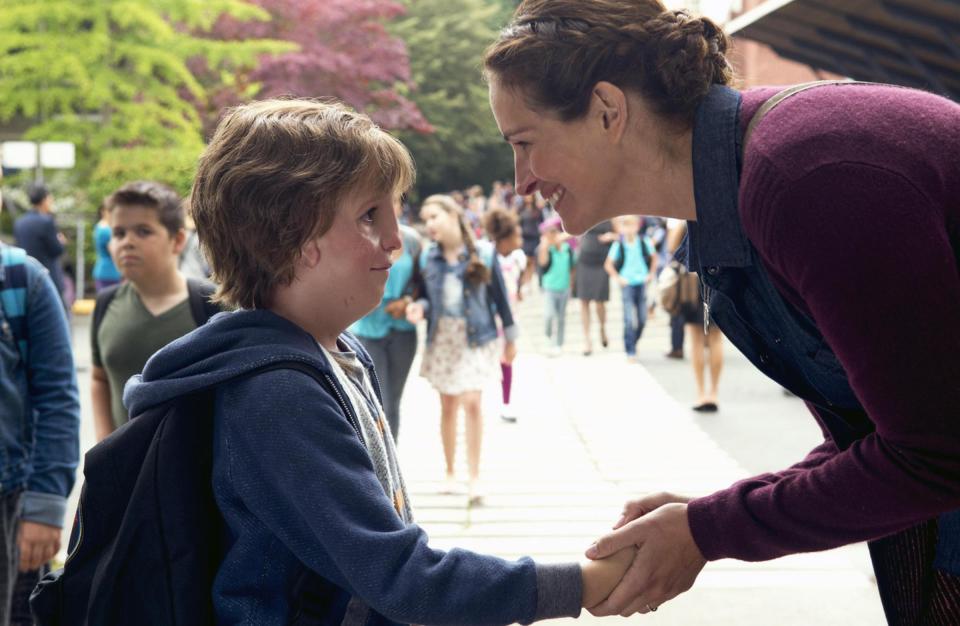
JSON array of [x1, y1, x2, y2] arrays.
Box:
[[65, 278, 886, 624]]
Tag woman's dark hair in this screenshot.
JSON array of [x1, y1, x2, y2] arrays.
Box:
[[483, 0, 733, 123]]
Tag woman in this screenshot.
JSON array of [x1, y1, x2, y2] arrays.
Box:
[[407, 195, 517, 503], [574, 220, 615, 355], [484, 1, 960, 623], [92, 202, 122, 292], [518, 194, 544, 292]]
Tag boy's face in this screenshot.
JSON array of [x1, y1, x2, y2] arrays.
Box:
[[617, 216, 640, 236], [309, 188, 401, 323], [109, 204, 185, 283]]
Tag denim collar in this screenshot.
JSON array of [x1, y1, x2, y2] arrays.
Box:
[[684, 84, 753, 271]]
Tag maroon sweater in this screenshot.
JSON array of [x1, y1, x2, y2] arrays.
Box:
[[687, 85, 960, 561]]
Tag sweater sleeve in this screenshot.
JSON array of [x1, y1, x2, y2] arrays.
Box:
[[688, 162, 960, 562], [222, 370, 580, 624]]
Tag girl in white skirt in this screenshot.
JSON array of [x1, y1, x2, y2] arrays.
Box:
[[406, 195, 518, 503]]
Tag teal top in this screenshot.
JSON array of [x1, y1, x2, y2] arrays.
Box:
[[608, 236, 655, 286], [350, 225, 421, 339], [541, 242, 573, 292], [92, 222, 121, 281]]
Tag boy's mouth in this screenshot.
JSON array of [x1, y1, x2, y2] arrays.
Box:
[[371, 264, 392, 271]]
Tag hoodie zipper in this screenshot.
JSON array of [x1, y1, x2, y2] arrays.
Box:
[[323, 373, 365, 445]]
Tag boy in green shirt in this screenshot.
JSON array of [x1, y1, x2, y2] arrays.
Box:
[[90, 181, 219, 439]]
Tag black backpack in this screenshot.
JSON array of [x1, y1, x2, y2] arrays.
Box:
[[613, 235, 653, 273], [30, 361, 335, 626], [92, 278, 222, 338]]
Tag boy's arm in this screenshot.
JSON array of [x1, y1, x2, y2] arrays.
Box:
[[581, 546, 637, 609], [223, 372, 580, 625], [90, 366, 115, 442], [22, 261, 79, 529], [536, 238, 550, 268], [487, 253, 518, 342], [603, 244, 618, 279]]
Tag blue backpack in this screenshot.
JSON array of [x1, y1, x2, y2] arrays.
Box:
[[0, 245, 30, 361]]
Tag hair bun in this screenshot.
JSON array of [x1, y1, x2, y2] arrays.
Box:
[[642, 9, 731, 117]]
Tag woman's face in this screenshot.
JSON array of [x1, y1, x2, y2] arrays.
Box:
[[489, 77, 618, 235]]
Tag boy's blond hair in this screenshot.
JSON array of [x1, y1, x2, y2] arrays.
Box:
[[191, 98, 415, 309]]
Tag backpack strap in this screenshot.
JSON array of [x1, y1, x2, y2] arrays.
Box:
[[743, 80, 868, 151], [0, 246, 30, 361], [92, 283, 122, 347], [186, 278, 221, 326]]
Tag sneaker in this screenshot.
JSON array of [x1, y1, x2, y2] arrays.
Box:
[[665, 349, 684, 359], [547, 345, 562, 358], [500, 408, 518, 423]]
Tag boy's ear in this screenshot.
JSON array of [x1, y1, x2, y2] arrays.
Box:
[[299, 237, 322, 269], [171, 228, 188, 255]]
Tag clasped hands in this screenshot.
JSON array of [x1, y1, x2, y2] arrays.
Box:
[[581, 492, 706, 616]]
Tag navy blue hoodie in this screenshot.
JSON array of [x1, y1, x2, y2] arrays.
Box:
[[124, 309, 582, 625]]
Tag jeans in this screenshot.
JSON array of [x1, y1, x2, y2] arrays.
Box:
[[358, 329, 417, 441], [621, 283, 648, 356], [543, 289, 569, 347], [0, 490, 20, 625]]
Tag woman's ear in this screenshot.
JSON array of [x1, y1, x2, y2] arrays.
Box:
[[592, 81, 629, 142]]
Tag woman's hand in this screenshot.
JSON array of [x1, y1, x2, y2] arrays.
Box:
[[501, 341, 517, 365], [585, 497, 704, 616], [405, 301, 424, 324]]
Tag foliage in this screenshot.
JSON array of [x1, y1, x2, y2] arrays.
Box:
[[0, 0, 290, 208], [200, 0, 430, 135], [391, 0, 515, 198]]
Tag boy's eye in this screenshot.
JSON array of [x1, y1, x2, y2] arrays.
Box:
[[362, 207, 377, 223], [136, 227, 153, 237]]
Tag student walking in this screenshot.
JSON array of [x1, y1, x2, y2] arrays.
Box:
[[603, 215, 657, 361], [537, 216, 574, 356], [483, 208, 525, 422], [407, 194, 517, 503], [575, 220, 616, 355]]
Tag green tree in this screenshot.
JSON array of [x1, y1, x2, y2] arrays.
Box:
[[391, 0, 515, 198], [0, 0, 291, 203]]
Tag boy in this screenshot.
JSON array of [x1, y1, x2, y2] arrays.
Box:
[[1, 180, 79, 624], [124, 99, 634, 624], [604, 215, 658, 362], [90, 181, 220, 441], [537, 216, 574, 356]]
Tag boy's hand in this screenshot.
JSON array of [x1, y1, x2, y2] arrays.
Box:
[[405, 301, 424, 324], [618, 276, 628, 288], [18, 520, 61, 572], [581, 546, 637, 609], [501, 341, 517, 365]]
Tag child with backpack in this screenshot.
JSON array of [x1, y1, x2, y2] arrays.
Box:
[[90, 181, 221, 442], [604, 215, 658, 362], [60, 100, 635, 626], [537, 216, 575, 356]]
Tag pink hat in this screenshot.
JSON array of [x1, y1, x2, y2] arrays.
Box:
[[538, 215, 563, 234]]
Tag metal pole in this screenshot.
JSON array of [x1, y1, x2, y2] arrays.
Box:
[[75, 218, 85, 300]]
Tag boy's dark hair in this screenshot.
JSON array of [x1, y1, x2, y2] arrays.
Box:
[[105, 181, 185, 237], [27, 182, 50, 206], [190, 98, 416, 310]]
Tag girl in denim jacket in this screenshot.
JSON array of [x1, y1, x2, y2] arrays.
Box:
[[406, 195, 517, 504]]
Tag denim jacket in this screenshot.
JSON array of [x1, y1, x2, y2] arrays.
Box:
[[418, 240, 518, 347], [683, 84, 960, 573], [0, 244, 79, 527]]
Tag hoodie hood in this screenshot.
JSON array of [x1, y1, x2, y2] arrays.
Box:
[[124, 309, 372, 416]]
